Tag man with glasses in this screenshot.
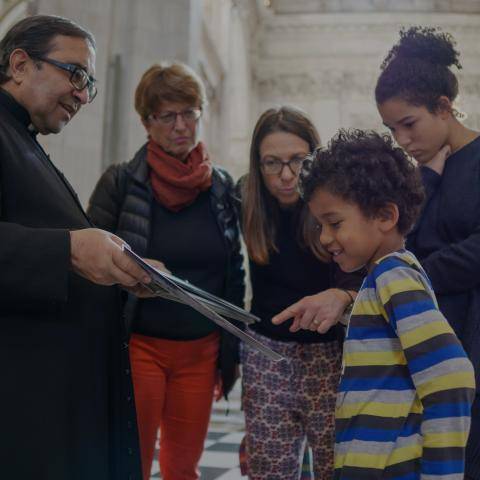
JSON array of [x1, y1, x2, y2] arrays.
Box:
[[0, 15, 146, 480], [32, 56, 97, 102]]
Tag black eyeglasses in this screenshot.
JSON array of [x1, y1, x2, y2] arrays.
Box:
[[149, 108, 202, 125], [33, 56, 97, 103], [260, 156, 306, 176]]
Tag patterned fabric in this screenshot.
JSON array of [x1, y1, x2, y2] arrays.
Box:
[[239, 436, 312, 478], [335, 250, 476, 480], [241, 327, 342, 480]]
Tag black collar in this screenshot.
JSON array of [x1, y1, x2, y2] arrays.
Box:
[[0, 88, 37, 136]]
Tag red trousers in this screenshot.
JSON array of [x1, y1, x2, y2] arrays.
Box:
[[130, 332, 219, 480]]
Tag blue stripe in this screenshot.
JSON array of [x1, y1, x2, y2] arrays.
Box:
[[372, 257, 412, 280], [336, 423, 420, 443], [363, 274, 377, 289], [408, 344, 467, 375], [347, 325, 397, 340], [339, 375, 414, 392], [391, 299, 435, 321], [422, 459, 464, 475], [423, 402, 472, 420]]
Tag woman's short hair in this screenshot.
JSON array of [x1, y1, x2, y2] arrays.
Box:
[[375, 26, 461, 112], [241, 105, 327, 264], [134, 62, 206, 120]]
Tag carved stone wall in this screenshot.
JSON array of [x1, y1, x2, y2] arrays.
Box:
[[269, 0, 480, 14], [1, 1, 479, 199], [252, 9, 480, 146]]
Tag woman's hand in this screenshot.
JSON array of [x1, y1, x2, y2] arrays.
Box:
[[272, 288, 354, 334], [423, 144, 451, 175]]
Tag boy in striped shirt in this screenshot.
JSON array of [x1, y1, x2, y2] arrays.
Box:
[[300, 130, 475, 479]]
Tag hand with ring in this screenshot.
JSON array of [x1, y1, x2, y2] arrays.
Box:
[[272, 288, 356, 334]]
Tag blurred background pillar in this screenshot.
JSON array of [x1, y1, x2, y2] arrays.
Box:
[[1, 0, 479, 203]]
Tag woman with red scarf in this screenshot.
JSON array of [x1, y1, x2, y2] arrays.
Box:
[[87, 62, 245, 480]]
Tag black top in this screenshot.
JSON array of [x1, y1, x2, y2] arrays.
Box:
[[134, 190, 227, 340], [407, 137, 480, 342], [250, 205, 339, 343], [406, 137, 480, 476]]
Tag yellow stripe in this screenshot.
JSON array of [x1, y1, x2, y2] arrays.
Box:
[[353, 300, 384, 316], [335, 444, 422, 469], [400, 320, 454, 349], [344, 350, 406, 366], [336, 401, 422, 419], [423, 431, 470, 448], [416, 371, 475, 398], [377, 277, 424, 304], [335, 451, 387, 470]]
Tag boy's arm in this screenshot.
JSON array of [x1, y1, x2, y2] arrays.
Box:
[[375, 264, 475, 479]]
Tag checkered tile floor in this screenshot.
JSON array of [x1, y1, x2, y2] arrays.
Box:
[[149, 383, 245, 479]]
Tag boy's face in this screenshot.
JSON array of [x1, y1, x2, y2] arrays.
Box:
[[308, 188, 393, 272]]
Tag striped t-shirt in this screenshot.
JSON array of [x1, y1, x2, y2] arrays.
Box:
[[334, 250, 475, 480]]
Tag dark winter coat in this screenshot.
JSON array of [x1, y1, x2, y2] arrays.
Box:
[[87, 144, 245, 397], [407, 138, 480, 477], [0, 90, 141, 479]]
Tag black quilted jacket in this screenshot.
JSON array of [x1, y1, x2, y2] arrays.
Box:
[[87, 143, 245, 397]]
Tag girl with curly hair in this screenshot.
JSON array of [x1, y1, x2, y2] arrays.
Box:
[[375, 27, 480, 479]]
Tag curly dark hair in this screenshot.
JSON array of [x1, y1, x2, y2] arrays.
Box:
[[375, 26, 461, 111], [300, 129, 425, 235]]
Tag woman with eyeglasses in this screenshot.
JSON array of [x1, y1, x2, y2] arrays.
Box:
[[87, 62, 245, 480], [236, 106, 361, 480]]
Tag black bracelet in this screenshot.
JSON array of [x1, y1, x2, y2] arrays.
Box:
[[339, 288, 354, 308]]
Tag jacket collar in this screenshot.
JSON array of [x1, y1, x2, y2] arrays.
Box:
[[126, 143, 150, 184], [0, 88, 37, 136]]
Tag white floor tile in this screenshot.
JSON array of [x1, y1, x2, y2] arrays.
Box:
[[215, 467, 243, 479], [199, 451, 239, 468], [217, 432, 245, 444]]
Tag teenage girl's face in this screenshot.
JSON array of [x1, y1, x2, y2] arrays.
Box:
[[378, 97, 450, 164], [259, 131, 310, 207]]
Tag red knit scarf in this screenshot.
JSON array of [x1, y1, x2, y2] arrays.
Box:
[[146, 140, 212, 211]]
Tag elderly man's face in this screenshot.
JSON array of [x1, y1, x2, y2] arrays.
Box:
[[20, 35, 96, 134]]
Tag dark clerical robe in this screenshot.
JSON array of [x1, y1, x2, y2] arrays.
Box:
[[0, 89, 141, 479]]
